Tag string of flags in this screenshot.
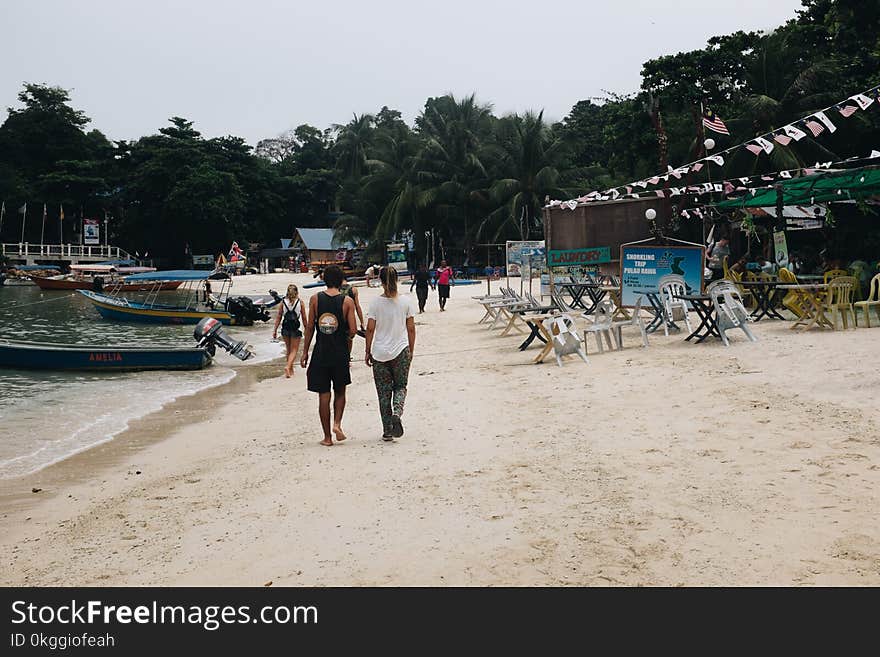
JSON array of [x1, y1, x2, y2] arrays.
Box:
[[551, 82, 880, 208]]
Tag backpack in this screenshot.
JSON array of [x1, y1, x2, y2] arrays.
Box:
[[281, 299, 300, 333]]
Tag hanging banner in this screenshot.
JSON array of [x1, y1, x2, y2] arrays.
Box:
[[773, 231, 789, 269], [385, 242, 408, 273], [620, 245, 704, 306], [83, 217, 100, 245], [547, 246, 611, 267], [505, 240, 545, 277]]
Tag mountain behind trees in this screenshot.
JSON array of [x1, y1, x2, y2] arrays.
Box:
[[0, 0, 877, 264]]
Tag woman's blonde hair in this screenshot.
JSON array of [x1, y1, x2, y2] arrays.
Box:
[[380, 266, 398, 296], [286, 284, 299, 302]]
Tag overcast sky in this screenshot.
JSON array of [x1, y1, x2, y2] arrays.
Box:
[[1, 0, 805, 146]]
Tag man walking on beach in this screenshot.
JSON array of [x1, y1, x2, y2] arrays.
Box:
[[436, 260, 454, 311], [301, 265, 357, 446]]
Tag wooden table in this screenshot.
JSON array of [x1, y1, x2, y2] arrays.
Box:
[[777, 283, 833, 330], [524, 313, 561, 364], [737, 279, 786, 321], [557, 282, 606, 314]]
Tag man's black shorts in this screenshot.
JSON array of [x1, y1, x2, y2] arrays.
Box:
[[438, 283, 450, 299], [307, 361, 351, 393]]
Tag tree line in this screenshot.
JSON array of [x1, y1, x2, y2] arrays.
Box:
[[0, 0, 877, 264]]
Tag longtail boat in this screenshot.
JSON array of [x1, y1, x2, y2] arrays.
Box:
[[31, 264, 182, 291]]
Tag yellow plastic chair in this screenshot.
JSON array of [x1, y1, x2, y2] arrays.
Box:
[[726, 268, 755, 309], [722, 255, 731, 279], [854, 273, 880, 327], [823, 269, 849, 284], [778, 268, 805, 318], [823, 276, 856, 330]]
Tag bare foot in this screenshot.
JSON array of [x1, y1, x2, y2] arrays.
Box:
[[333, 426, 347, 442], [319, 438, 333, 446], [284, 366, 291, 378]]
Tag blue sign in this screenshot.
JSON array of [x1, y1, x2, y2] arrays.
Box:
[[620, 245, 704, 306]]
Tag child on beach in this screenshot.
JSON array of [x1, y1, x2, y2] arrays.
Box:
[[273, 284, 307, 378], [365, 267, 416, 441], [301, 266, 357, 446]]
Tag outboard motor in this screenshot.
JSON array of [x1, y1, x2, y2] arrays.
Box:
[[224, 295, 271, 326], [92, 276, 104, 292], [193, 317, 253, 361]]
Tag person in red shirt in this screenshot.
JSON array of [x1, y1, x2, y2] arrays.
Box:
[[435, 260, 454, 311]]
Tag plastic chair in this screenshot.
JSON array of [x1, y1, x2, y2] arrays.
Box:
[[582, 301, 619, 353], [823, 269, 849, 284], [824, 276, 856, 330], [610, 295, 649, 349], [657, 274, 692, 337], [722, 255, 731, 279], [709, 285, 758, 346], [777, 268, 806, 318], [544, 314, 588, 367], [724, 268, 755, 309], [854, 273, 880, 327]]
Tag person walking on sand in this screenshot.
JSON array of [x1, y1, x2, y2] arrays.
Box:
[[301, 265, 357, 446], [436, 260, 454, 311], [273, 284, 307, 378], [409, 263, 434, 313], [365, 267, 415, 441], [340, 274, 366, 349]]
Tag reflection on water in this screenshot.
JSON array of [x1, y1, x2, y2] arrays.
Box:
[[0, 286, 283, 478]]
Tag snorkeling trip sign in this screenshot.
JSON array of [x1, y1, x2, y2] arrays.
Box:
[[620, 244, 704, 306], [547, 246, 610, 267]]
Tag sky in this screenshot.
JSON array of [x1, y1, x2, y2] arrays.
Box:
[[0, 0, 806, 146]]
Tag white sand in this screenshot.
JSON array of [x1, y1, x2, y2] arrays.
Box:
[[1, 273, 878, 586]]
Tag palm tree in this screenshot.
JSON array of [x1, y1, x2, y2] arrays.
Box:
[[332, 113, 375, 180], [479, 111, 567, 241]]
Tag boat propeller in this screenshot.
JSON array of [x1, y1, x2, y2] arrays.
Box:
[[194, 317, 254, 361]]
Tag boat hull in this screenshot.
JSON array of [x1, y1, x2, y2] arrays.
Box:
[[0, 340, 212, 371], [79, 290, 234, 325], [32, 276, 182, 292]]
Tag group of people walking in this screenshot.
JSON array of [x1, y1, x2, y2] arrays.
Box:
[[274, 264, 435, 445]]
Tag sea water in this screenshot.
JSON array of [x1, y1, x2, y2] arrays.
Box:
[[0, 286, 283, 478]]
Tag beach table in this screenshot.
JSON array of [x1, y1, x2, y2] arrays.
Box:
[[643, 291, 679, 334], [737, 279, 786, 321], [514, 304, 558, 350], [500, 300, 556, 338], [676, 293, 721, 343], [777, 283, 833, 330], [557, 282, 606, 314], [521, 313, 559, 363]]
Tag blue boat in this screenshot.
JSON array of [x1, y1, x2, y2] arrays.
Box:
[[0, 339, 212, 371]]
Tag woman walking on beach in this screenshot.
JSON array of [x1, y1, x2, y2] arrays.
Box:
[[365, 267, 416, 441], [410, 263, 434, 313], [436, 260, 454, 311], [273, 284, 307, 378]]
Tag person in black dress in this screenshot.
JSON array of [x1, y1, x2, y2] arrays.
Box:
[[409, 263, 434, 313]]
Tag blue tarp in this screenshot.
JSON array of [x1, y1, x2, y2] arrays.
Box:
[[15, 265, 61, 271], [124, 269, 229, 282]]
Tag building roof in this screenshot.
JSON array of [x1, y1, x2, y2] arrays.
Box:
[[294, 228, 353, 251]]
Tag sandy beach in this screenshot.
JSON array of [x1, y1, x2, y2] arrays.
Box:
[[1, 272, 878, 586]]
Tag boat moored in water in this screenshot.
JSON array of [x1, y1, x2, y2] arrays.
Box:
[[31, 264, 182, 291], [78, 269, 282, 325]]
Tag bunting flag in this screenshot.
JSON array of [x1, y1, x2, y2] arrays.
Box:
[[755, 136, 774, 154], [812, 111, 837, 134], [59, 204, 64, 221], [702, 107, 730, 135], [803, 118, 825, 137], [837, 103, 859, 118], [779, 170, 792, 179], [783, 124, 808, 141], [773, 131, 793, 146], [849, 93, 873, 110], [691, 162, 704, 172], [706, 155, 725, 167], [745, 142, 763, 156]]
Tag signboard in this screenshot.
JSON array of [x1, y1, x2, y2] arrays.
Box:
[[192, 254, 214, 268], [547, 246, 611, 267], [620, 245, 704, 306], [83, 218, 100, 245], [386, 242, 408, 273], [506, 240, 545, 277], [772, 231, 789, 269]]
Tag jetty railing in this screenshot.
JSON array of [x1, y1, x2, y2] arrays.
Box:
[[1, 243, 132, 262]]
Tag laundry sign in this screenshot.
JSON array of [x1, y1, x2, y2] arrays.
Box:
[[547, 246, 611, 266]]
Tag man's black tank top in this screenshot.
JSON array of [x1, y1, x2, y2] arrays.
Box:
[[313, 291, 348, 366]]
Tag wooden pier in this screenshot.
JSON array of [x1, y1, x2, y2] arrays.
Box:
[[1, 243, 133, 266]]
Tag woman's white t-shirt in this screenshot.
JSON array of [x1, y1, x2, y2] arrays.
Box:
[[367, 294, 414, 362]]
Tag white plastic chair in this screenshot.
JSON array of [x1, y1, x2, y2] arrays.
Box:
[[658, 274, 693, 337], [709, 283, 757, 346], [610, 294, 649, 349], [582, 300, 619, 353], [544, 314, 589, 367]]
